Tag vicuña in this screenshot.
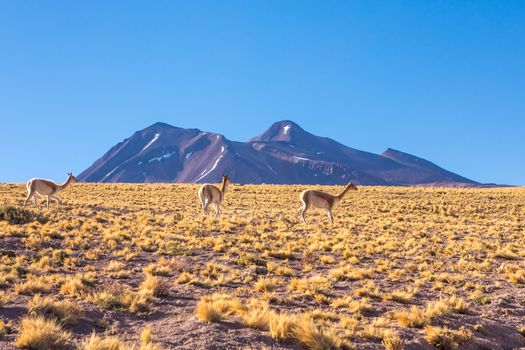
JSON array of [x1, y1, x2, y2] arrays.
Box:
[[23, 172, 78, 210], [198, 174, 231, 219], [299, 181, 358, 224]]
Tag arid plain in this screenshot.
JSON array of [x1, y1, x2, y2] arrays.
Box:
[[0, 183, 524, 350]]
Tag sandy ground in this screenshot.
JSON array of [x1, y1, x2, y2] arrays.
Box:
[[0, 183, 525, 349]]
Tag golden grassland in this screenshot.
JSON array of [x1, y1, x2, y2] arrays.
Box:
[[0, 183, 524, 349]]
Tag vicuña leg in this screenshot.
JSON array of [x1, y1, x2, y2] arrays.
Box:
[[299, 203, 307, 223], [325, 209, 334, 224], [32, 195, 39, 210], [214, 203, 221, 219], [201, 201, 208, 216], [23, 191, 34, 208], [52, 196, 60, 210]]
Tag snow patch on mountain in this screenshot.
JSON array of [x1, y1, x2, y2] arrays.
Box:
[[102, 166, 119, 181], [194, 147, 225, 182], [142, 133, 160, 152], [148, 151, 177, 163]]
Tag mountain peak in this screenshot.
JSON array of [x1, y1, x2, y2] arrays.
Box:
[[249, 120, 308, 143], [150, 121, 173, 128], [382, 148, 407, 158], [142, 122, 180, 132], [272, 120, 302, 129]]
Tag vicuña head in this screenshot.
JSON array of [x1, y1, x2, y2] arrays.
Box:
[[345, 181, 358, 192], [67, 172, 78, 183]]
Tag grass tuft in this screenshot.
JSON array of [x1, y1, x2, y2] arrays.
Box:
[[15, 316, 71, 350]]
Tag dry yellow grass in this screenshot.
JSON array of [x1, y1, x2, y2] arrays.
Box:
[[80, 333, 127, 350], [15, 316, 71, 349], [195, 298, 225, 323], [0, 320, 13, 340], [424, 326, 473, 350], [0, 183, 523, 349], [28, 294, 81, 325]]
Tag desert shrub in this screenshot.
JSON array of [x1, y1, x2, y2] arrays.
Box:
[[0, 206, 46, 225], [122, 291, 153, 316], [196, 293, 349, 349], [28, 294, 81, 325], [424, 326, 472, 349], [80, 333, 126, 350], [291, 315, 348, 350], [140, 274, 170, 297], [396, 306, 431, 328], [162, 242, 194, 256], [240, 303, 273, 331], [0, 292, 10, 307], [139, 326, 163, 350], [268, 312, 296, 340], [15, 316, 71, 350], [254, 277, 279, 293], [195, 293, 244, 323], [91, 291, 125, 311], [60, 275, 94, 297], [235, 254, 265, 266], [196, 298, 225, 323], [397, 297, 469, 328], [382, 333, 405, 350], [15, 276, 53, 295], [0, 320, 14, 340]]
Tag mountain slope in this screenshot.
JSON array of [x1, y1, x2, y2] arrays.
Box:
[[79, 120, 479, 186], [79, 123, 271, 184], [381, 148, 476, 185]]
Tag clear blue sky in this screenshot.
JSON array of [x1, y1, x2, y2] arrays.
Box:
[[1, 1, 523, 185]]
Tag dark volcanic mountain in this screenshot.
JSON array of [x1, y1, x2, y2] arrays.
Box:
[[79, 120, 479, 186]]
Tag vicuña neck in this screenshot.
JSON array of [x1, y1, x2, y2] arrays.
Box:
[[220, 179, 228, 194], [337, 183, 353, 200], [57, 177, 72, 190]]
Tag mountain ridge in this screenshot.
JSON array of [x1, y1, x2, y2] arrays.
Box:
[[79, 120, 482, 186]]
